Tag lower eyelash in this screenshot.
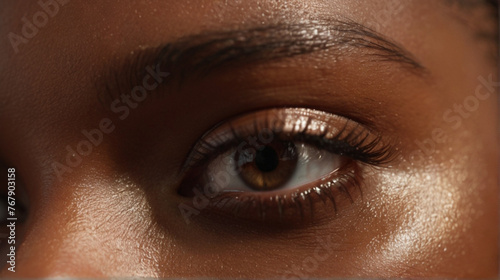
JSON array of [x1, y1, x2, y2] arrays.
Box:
[[197, 162, 363, 226]]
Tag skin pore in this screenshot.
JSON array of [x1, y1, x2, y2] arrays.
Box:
[[0, 0, 498, 278]]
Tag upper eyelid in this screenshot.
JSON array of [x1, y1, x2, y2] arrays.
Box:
[[181, 108, 395, 173]]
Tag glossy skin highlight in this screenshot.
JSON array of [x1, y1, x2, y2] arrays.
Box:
[[0, 0, 497, 278]]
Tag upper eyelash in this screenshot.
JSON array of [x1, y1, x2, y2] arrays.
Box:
[[183, 114, 394, 171], [291, 122, 394, 165]]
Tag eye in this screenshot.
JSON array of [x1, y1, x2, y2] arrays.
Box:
[[199, 141, 345, 193], [177, 108, 393, 225]]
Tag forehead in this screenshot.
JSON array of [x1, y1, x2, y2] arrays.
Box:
[[0, 0, 441, 58], [0, 0, 446, 97]]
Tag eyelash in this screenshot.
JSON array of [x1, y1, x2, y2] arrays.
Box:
[[177, 108, 394, 225]]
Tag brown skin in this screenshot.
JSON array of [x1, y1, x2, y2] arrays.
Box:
[[0, 0, 497, 278]]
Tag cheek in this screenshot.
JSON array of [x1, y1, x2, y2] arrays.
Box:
[[354, 155, 497, 277], [13, 176, 167, 277]]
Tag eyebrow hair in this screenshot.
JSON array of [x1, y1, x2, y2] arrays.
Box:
[[98, 19, 427, 104]]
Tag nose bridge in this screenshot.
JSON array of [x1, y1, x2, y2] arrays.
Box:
[[2, 179, 162, 277]]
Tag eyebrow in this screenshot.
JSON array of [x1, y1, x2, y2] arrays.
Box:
[[98, 19, 427, 104]]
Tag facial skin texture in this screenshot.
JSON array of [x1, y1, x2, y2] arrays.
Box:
[[0, 0, 498, 278]]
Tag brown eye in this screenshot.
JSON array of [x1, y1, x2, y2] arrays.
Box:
[[177, 108, 393, 225], [235, 140, 298, 191]]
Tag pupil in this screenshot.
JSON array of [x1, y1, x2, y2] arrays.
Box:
[[255, 146, 279, 172]]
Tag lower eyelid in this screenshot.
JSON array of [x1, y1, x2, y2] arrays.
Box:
[[183, 161, 364, 226]]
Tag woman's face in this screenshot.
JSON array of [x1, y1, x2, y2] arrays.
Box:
[[0, 0, 497, 278]]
